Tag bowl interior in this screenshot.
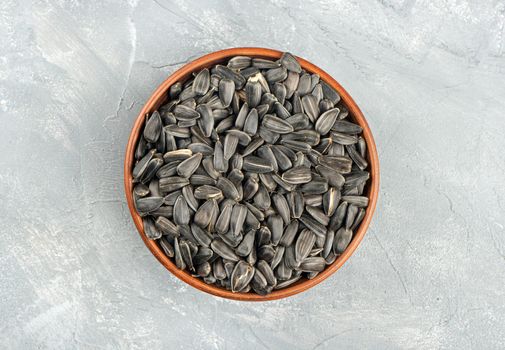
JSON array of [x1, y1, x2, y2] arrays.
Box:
[[124, 47, 379, 301]]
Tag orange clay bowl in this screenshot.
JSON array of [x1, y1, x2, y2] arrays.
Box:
[[124, 47, 379, 301]]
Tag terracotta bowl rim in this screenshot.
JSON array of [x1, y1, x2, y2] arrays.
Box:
[[124, 47, 380, 301]]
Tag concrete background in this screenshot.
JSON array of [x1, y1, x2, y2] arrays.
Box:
[[1, 0, 504, 349]]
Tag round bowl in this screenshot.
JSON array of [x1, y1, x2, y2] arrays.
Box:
[[124, 47, 379, 301]]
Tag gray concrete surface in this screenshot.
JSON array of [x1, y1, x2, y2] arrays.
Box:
[[1, 0, 505, 349]]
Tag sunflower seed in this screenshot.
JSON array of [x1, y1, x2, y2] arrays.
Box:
[[211, 239, 240, 261], [321, 80, 340, 104], [228, 56, 251, 69], [258, 125, 280, 144], [213, 140, 227, 172], [213, 258, 227, 280], [270, 245, 285, 270], [193, 104, 213, 137], [255, 145, 277, 173], [318, 155, 353, 174], [192, 68, 210, 96], [322, 229, 335, 259], [172, 196, 189, 225], [315, 108, 339, 135], [245, 207, 261, 229], [330, 131, 358, 145], [162, 149, 191, 163], [144, 111, 162, 143], [231, 260, 255, 292], [177, 153, 202, 178], [164, 124, 191, 138], [187, 142, 213, 156], [227, 168, 244, 184], [304, 194, 322, 207], [143, 217, 161, 239], [280, 166, 311, 185], [274, 102, 290, 120], [135, 196, 164, 215], [299, 257, 326, 272], [262, 114, 294, 134], [222, 134, 238, 161], [218, 79, 235, 108], [275, 260, 292, 281], [345, 204, 358, 229], [299, 214, 327, 237], [332, 120, 362, 134], [315, 164, 346, 188], [252, 58, 280, 69], [245, 81, 261, 108], [341, 195, 369, 207], [305, 205, 330, 226], [256, 226, 271, 246], [268, 146, 290, 171], [163, 190, 182, 206], [334, 227, 352, 254], [242, 176, 259, 200], [230, 204, 247, 236], [215, 65, 246, 89], [173, 237, 186, 269], [173, 105, 199, 121], [351, 208, 366, 230], [189, 174, 216, 186], [279, 52, 301, 73], [312, 84, 323, 104], [159, 237, 175, 257], [257, 245, 275, 262], [346, 144, 368, 170], [190, 223, 212, 247], [323, 187, 340, 216], [258, 173, 276, 192], [252, 263, 273, 289], [168, 82, 182, 99], [236, 229, 256, 257], [155, 216, 179, 237], [282, 130, 320, 146], [135, 136, 148, 160], [196, 262, 211, 277], [319, 98, 334, 113], [193, 185, 222, 200], [243, 108, 258, 136], [254, 184, 271, 210], [194, 199, 217, 228], [296, 73, 311, 96], [301, 94, 319, 122], [285, 113, 310, 131], [133, 149, 156, 180], [295, 229, 316, 262], [214, 177, 239, 201], [273, 82, 287, 105], [134, 183, 150, 197], [272, 194, 290, 225], [243, 156, 274, 173], [179, 240, 194, 271], [329, 201, 348, 231], [357, 136, 367, 158], [284, 100, 292, 113], [267, 215, 284, 246], [151, 204, 170, 219], [300, 175, 328, 194], [200, 158, 220, 181], [280, 140, 311, 153], [287, 190, 304, 218], [193, 247, 213, 265], [214, 201, 232, 235]]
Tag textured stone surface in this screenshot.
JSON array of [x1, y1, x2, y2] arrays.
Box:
[[1, 0, 505, 349]]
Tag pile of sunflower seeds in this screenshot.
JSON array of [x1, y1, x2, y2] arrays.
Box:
[[132, 52, 370, 295]]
